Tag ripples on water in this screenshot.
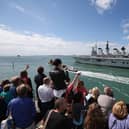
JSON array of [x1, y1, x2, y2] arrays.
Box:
[[0, 56, 129, 102]]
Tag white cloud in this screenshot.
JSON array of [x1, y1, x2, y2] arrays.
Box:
[[15, 5, 25, 13], [9, 2, 45, 23], [0, 24, 10, 30], [90, 0, 117, 14], [122, 24, 129, 34], [9, 3, 25, 13], [0, 24, 127, 56], [0, 25, 90, 55], [122, 19, 129, 40], [124, 35, 129, 40]]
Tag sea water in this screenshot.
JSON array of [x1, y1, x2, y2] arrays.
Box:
[[0, 55, 129, 103]]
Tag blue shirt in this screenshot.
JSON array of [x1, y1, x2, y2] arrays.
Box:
[[0, 86, 3, 93], [8, 97, 36, 128], [109, 113, 129, 129], [9, 85, 17, 98]]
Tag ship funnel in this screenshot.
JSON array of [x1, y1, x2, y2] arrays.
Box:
[[91, 46, 97, 56], [98, 48, 104, 55], [113, 48, 121, 55]]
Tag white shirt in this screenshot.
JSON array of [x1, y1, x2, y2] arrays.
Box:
[[38, 84, 54, 103], [53, 89, 66, 98]]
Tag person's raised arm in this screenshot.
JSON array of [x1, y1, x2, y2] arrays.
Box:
[[70, 72, 81, 87], [24, 64, 29, 71]]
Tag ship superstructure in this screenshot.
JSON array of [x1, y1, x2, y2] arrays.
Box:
[[74, 41, 129, 68]]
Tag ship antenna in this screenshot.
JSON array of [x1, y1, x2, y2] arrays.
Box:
[[106, 40, 109, 55]]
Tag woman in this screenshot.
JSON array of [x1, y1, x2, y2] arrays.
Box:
[[86, 87, 100, 106], [108, 101, 129, 129], [0, 84, 13, 104], [49, 58, 69, 98], [84, 103, 106, 129], [72, 92, 85, 129]]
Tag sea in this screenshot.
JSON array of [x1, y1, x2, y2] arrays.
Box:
[[0, 55, 129, 103]]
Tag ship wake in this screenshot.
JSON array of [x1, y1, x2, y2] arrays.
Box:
[[70, 70, 129, 85]]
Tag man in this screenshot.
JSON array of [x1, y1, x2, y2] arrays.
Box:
[[38, 77, 54, 117], [9, 76, 21, 98], [34, 66, 46, 111], [43, 98, 71, 129], [97, 86, 116, 117], [8, 84, 36, 129], [34, 66, 46, 93]]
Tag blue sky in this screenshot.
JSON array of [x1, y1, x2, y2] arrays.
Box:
[[0, 0, 129, 55]]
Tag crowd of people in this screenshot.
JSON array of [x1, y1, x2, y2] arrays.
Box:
[[0, 58, 129, 129]]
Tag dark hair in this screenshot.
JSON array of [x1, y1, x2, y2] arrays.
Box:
[[53, 58, 62, 66], [104, 87, 114, 97], [16, 84, 28, 97], [3, 84, 10, 92], [20, 70, 28, 78], [78, 80, 84, 86], [1, 80, 10, 87], [55, 98, 65, 109], [10, 76, 21, 87], [73, 92, 83, 103], [37, 66, 44, 74]]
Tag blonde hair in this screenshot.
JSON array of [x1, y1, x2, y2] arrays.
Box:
[[43, 77, 50, 84], [112, 101, 128, 119], [92, 87, 100, 99]]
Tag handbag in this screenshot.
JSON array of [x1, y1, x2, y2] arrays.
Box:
[[1, 113, 15, 129], [36, 110, 53, 129]]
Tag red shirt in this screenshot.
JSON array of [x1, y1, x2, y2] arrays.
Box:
[[76, 86, 87, 96], [66, 84, 87, 104]]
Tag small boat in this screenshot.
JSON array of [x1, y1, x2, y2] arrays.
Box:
[[17, 55, 21, 57]]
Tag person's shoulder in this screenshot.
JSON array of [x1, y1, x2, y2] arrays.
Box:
[[26, 97, 34, 102], [49, 70, 56, 75], [98, 94, 109, 100], [127, 115, 129, 119], [28, 77, 31, 81], [10, 85, 15, 89], [80, 86, 87, 92], [21, 97, 34, 104], [52, 69, 60, 73], [9, 97, 19, 104], [109, 113, 116, 120], [38, 84, 44, 89], [98, 94, 109, 103], [56, 112, 66, 120], [0, 91, 4, 95], [34, 74, 39, 78], [47, 86, 53, 91], [98, 94, 116, 102], [42, 73, 46, 77]]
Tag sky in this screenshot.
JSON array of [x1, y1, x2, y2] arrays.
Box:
[[0, 0, 129, 55]]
